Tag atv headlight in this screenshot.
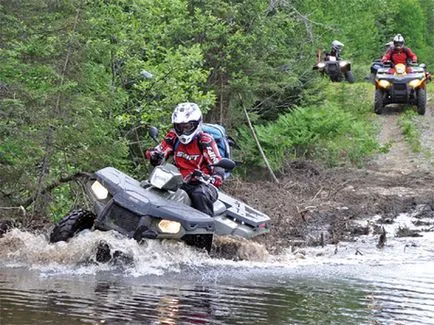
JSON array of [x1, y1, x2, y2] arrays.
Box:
[[91, 180, 108, 200], [339, 60, 348, 67], [378, 80, 391, 88], [408, 79, 422, 89], [395, 64, 406, 74], [317, 62, 325, 68], [158, 220, 181, 234]]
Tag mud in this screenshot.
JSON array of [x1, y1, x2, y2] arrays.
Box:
[[224, 97, 434, 255]]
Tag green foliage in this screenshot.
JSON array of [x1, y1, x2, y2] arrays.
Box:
[[237, 83, 384, 170], [397, 110, 421, 153], [1, 0, 433, 220], [0, 0, 131, 217]]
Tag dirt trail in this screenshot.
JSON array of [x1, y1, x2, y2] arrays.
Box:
[[374, 100, 434, 174], [225, 94, 434, 254]]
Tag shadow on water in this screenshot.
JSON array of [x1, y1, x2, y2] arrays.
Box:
[[1, 214, 434, 324]]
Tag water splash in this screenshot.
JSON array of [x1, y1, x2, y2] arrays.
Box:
[[276, 212, 434, 267], [0, 229, 269, 275], [1, 210, 433, 276]]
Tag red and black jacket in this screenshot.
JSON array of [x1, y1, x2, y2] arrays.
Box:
[[147, 130, 224, 186]]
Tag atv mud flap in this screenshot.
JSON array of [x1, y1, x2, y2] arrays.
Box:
[[214, 192, 270, 238]]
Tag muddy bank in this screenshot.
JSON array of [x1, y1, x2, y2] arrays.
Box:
[[224, 160, 434, 254]]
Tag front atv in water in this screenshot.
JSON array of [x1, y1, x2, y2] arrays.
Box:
[[374, 63, 427, 115], [49, 159, 270, 253]]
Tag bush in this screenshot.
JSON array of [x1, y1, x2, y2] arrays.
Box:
[[236, 83, 384, 171]]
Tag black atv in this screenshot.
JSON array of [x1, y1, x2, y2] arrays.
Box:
[[313, 55, 355, 83]]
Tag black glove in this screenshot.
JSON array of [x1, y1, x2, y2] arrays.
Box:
[[185, 169, 205, 184], [146, 149, 164, 166]]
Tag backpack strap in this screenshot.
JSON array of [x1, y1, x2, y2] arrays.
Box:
[[196, 131, 206, 151]]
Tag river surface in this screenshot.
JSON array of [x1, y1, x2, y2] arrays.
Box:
[[1, 213, 434, 324]]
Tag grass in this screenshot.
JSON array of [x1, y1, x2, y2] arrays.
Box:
[[397, 83, 433, 164], [397, 110, 422, 152]]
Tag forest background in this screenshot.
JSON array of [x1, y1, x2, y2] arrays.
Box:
[[1, 0, 433, 221]]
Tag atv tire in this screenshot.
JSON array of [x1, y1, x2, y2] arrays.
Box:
[[344, 71, 355, 83], [416, 88, 426, 115], [50, 209, 95, 243], [374, 89, 385, 114], [183, 234, 213, 253]]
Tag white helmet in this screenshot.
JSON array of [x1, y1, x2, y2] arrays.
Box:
[[393, 34, 404, 49], [332, 40, 344, 51], [171, 102, 202, 144]]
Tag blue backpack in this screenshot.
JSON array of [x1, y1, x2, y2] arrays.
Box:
[[202, 123, 231, 159], [173, 123, 233, 178]]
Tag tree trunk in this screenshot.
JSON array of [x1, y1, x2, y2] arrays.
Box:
[[32, 7, 82, 218]]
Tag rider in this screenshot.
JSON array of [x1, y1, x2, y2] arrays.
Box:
[[371, 41, 395, 78], [381, 34, 417, 70], [145, 102, 224, 217], [324, 40, 344, 61], [384, 41, 394, 52]]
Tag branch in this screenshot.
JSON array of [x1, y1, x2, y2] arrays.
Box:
[[238, 94, 279, 183], [22, 171, 92, 208]]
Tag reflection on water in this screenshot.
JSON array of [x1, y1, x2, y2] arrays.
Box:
[[2, 263, 434, 324], [1, 213, 434, 325]]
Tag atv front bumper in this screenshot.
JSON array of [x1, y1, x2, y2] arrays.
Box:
[[94, 200, 215, 241]]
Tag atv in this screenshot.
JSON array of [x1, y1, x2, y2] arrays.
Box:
[[374, 62, 427, 115], [313, 55, 355, 83], [49, 128, 270, 253]]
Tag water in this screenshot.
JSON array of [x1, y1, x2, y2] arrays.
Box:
[[1, 213, 434, 324]]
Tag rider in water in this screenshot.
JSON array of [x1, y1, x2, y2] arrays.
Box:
[[145, 102, 224, 217]]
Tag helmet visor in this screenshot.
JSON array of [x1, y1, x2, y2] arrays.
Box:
[[174, 121, 198, 136], [394, 41, 403, 49]]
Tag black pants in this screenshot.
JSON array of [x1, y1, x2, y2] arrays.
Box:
[[181, 183, 218, 216]]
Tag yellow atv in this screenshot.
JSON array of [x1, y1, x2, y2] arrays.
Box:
[[374, 62, 427, 115]]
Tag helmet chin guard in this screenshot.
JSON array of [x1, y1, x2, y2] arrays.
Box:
[[177, 127, 201, 144]]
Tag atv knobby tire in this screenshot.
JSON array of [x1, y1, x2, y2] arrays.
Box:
[[344, 71, 355, 83], [374, 89, 384, 114], [183, 234, 213, 253], [416, 88, 426, 115], [50, 209, 96, 243]]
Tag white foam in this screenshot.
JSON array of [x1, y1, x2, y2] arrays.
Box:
[[1, 211, 433, 277]]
